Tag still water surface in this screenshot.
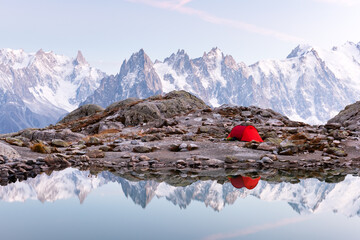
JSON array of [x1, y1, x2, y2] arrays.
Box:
[[1, 168, 360, 240]]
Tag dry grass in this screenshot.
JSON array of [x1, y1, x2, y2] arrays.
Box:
[[92, 129, 122, 139], [30, 143, 50, 154]]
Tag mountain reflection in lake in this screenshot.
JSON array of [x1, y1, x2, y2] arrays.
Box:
[[1, 168, 360, 240]]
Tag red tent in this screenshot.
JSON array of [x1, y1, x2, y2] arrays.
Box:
[[229, 176, 261, 190], [227, 125, 263, 142]]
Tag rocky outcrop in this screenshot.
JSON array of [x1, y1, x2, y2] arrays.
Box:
[[1, 91, 359, 187], [59, 104, 104, 124], [327, 101, 360, 131], [59, 90, 208, 134]]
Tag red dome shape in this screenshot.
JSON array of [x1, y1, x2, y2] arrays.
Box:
[[227, 125, 263, 142], [229, 176, 261, 190]]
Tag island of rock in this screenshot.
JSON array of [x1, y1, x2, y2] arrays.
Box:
[[0, 91, 359, 186]]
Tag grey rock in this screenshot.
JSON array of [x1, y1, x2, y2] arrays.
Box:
[[133, 146, 152, 153], [0, 142, 21, 160], [51, 139, 70, 148], [59, 104, 104, 124]]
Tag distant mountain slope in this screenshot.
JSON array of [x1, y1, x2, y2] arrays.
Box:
[[0, 49, 106, 133], [83, 42, 360, 124]]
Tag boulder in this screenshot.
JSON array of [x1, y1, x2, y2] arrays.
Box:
[[133, 146, 152, 153], [21, 129, 85, 142], [0, 142, 21, 159], [327, 101, 360, 131], [59, 104, 104, 124], [5, 137, 24, 147], [110, 90, 208, 126], [51, 139, 70, 148]]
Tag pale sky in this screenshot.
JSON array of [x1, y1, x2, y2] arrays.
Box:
[[1, 0, 360, 74]]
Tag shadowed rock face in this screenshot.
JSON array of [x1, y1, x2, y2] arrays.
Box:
[[59, 104, 104, 124], [327, 101, 360, 131]]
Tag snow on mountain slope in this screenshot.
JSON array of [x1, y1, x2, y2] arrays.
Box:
[[0, 49, 106, 133], [83, 42, 360, 124], [153, 43, 360, 124], [2, 169, 360, 218]]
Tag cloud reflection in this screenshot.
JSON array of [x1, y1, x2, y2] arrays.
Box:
[[203, 216, 310, 240]]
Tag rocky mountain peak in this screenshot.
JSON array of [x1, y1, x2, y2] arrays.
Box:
[[164, 49, 188, 63], [223, 54, 239, 70], [74, 50, 88, 65], [286, 44, 313, 58], [204, 47, 223, 59], [163, 49, 191, 73], [125, 48, 153, 72], [35, 48, 45, 56]]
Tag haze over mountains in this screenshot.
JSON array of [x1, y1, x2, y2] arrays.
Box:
[[1, 168, 360, 218], [1, 41, 360, 133]]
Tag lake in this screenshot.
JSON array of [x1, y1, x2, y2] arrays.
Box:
[[1, 168, 360, 240]]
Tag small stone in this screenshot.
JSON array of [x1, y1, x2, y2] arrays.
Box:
[[51, 139, 70, 148], [72, 150, 86, 155], [182, 134, 196, 141], [204, 159, 224, 167], [324, 123, 341, 130], [131, 140, 139, 145], [114, 139, 123, 143], [187, 144, 199, 150], [194, 156, 210, 160], [179, 143, 188, 149], [266, 119, 284, 127], [86, 137, 102, 146], [279, 148, 294, 155], [257, 142, 277, 151], [225, 156, 239, 163], [139, 155, 150, 161], [176, 160, 187, 168], [86, 150, 105, 158], [197, 126, 210, 133], [169, 144, 180, 152], [136, 161, 149, 168], [99, 145, 112, 152], [261, 156, 274, 164], [133, 146, 152, 153]]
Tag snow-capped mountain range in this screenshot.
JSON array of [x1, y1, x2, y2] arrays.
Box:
[[1, 168, 360, 218], [0, 48, 105, 133], [1, 41, 360, 133], [83, 41, 360, 125]]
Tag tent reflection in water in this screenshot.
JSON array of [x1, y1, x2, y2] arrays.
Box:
[[228, 175, 261, 190], [227, 125, 263, 142]]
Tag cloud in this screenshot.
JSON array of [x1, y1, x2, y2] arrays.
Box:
[[127, 0, 305, 43], [202, 216, 310, 240]]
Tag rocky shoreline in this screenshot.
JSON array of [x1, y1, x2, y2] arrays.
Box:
[[1, 91, 359, 186]]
